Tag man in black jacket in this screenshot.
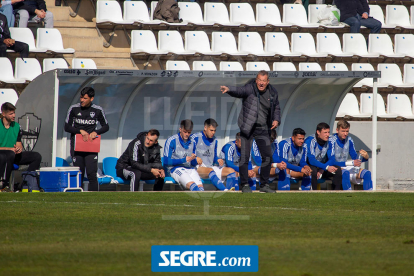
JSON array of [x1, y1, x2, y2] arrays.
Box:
[[0, 11, 29, 58], [221, 70, 281, 193], [335, 0, 381, 33], [13, 0, 53, 28], [116, 130, 165, 191]]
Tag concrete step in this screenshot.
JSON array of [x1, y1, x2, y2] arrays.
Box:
[[74, 52, 131, 58], [58, 27, 98, 37], [54, 21, 96, 28], [62, 35, 103, 52], [46, 0, 96, 23], [47, 6, 70, 21]]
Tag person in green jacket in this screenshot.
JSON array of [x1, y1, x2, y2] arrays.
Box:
[[0, 102, 41, 189]]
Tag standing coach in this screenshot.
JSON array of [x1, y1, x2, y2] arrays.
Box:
[[220, 70, 281, 193], [64, 87, 109, 191]]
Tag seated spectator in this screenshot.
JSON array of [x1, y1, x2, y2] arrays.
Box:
[[115, 129, 165, 192], [13, 0, 53, 28], [305, 122, 342, 190], [335, 0, 381, 33], [278, 128, 312, 191], [0, 0, 21, 27], [0, 102, 42, 189], [0, 11, 29, 58]]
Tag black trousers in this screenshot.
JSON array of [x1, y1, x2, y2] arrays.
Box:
[[310, 165, 343, 190], [240, 127, 272, 188], [0, 41, 29, 58], [116, 167, 164, 191], [72, 151, 98, 191], [0, 150, 42, 184]]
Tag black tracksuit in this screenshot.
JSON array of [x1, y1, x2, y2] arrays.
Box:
[[0, 14, 29, 58], [64, 103, 109, 191], [116, 132, 164, 191]]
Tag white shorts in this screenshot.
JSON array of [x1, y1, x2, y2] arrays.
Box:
[[171, 167, 203, 188], [196, 164, 224, 180], [342, 166, 363, 185]]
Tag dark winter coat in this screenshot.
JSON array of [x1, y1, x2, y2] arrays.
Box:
[[0, 14, 11, 44], [153, 0, 181, 23], [13, 0, 48, 13], [115, 132, 163, 173], [227, 79, 281, 137], [335, 0, 369, 22]]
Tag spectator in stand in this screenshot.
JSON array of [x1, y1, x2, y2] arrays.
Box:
[[13, 0, 53, 28], [0, 8, 29, 58], [335, 0, 381, 33], [0, 0, 22, 27]]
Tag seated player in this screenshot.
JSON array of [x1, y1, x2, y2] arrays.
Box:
[[191, 118, 237, 191], [163, 119, 204, 191], [305, 122, 342, 190], [278, 128, 312, 191], [220, 132, 255, 191], [330, 120, 372, 190], [252, 129, 286, 186]]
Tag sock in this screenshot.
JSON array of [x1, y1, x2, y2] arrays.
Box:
[[342, 170, 352, 190], [301, 176, 311, 191], [278, 170, 290, 190], [225, 172, 238, 189], [198, 186, 205, 191], [189, 183, 200, 191], [248, 177, 257, 190], [360, 170, 373, 190], [208, 171, 226, 191]]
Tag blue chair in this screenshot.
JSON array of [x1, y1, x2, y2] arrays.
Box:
[[56, 157, 70, 167], [102, 157, 130, 190]]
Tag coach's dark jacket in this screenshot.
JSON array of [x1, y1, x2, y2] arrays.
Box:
[[13, 0, 48, 13], [116, 132, 163, 173], [227, 79, 281, 137], [335, 0, 369, 22]]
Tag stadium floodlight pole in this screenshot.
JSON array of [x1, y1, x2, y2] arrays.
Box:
[[372, 78, 378, 190]]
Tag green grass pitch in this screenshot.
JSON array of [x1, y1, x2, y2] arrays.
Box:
[[0, 192, 413, 276]]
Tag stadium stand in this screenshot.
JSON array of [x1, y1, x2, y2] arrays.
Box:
[[9, 27, 46, 53], [158, 30, 195, 55], [325, 63, 348, 71], [336, 93, 370, 118], [14, 58, 42, 82], [185, 31, 222, 55], [394, 34, 414, 58], [123, 1, 162, 25], [219, 61, 244, 71], [238, 32, 269, 56], [178, 2, 211, 26], [256, 3, 290, 27], [360, 93, 397, 119], [130, 30, 167, 55], [203, 2, 239, 26], [246, 61, 271, 71], [387, 94, 414, 119], [212, 32, 248, 56], [283, 4, 320, 28], [165, 60, 190, 70], [316, 33, 352, 57], [385, 5, 414, 29], [0, 89, 18, 106], [264, 32, 299, 57], [377, 63, 411, 88], [299, 62, 323, 71], [192, 61, 217, 71], [43, 58, 69, 72], [0, 58, 25, 84], [367, 34, 404, 58], [352, 63, 375, 87], [36, 28, 75, 54], [72, 58, 97, 69], [273, 62, 296, 71], [342, 33, 379, 58], [229, 3, 265, 27], [403, 64, 414, 85], [369, 4, 393, 29], [291, 33, 328, 58]]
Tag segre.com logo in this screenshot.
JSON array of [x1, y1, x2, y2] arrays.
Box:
[[151, 245, 258, 272]]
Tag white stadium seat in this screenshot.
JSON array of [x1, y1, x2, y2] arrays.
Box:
[[212, 32, 248, 56], [316, 33, 352, 57], [291, 33, 328, 57], [185, 31, 222, 55], [336, 93, 370, 118], [72, 58, 97, 69], [178, 2, 211, 25], [283, 4, 320, 28], [385, 5, 414, 29], [158, 31, 195, 55], [394, 34, 414, 58], [43, 58, 68, 72], [369, 5, 393, 28], [238, 32, 269, 56], [36, 28, 75, 54], [351, 63, 375, 87], [123, 1, 162, 24], [368, 34, 404, 58], [411, 6, 414, 26], [192, 61, 217, 71], [387, 94, 414, 119], [246, 62, 270, 71], [131, 30, 167, 55], [308, 4, 345, 28], [343, 33, 379, 58], [325, 63, 348, 71], [360, 93, 397, 118], [377, 64, 411, 88], [219, 61, 244, 71], [204, 2, 239, 26], [0, 58, 25, 83], [165, 61, 190, 70], [229, 3, 265, 26], [265, 32, 300, 57], [9, 27, 46, 53], [0, 89, 19, 107], [96, 1, 132, 24], [256, 4, 290, 27], [273, 62, 296, 71], [403, 64, 414, 85], [299, 62, 323, 71], [14, 58, 42, 81]]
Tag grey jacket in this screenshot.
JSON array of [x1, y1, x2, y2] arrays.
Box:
[[227, 79, 281, 136]]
